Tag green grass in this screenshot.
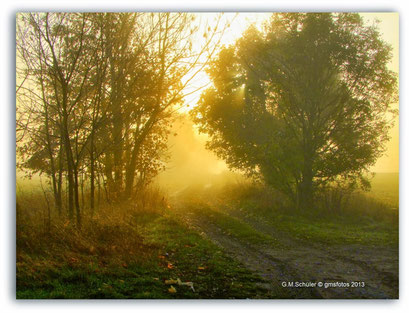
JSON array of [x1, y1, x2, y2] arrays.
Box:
[[140, 213, 286, 298], [17, 173, 399, 299], [232, 198, 398, 247], [193, 206, 283, 247], [217, 176, 399, 248], [264, 213, 398, 246], [17, 211, 286, 299]]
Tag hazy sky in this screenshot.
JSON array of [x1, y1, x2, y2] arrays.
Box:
[[361, 13, 399, 173], [181, 12, 399, 174]]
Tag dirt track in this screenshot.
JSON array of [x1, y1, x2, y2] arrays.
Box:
[[174, 205, 399, 299]]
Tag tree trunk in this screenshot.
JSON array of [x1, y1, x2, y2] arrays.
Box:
[[43, 104, 62, 217], [104, 151, 114, 198], [90, 133, 95, 216], [97, 172, 101, 208], [65, 149, 75, 220], [124, 149, 137, 199], [112, 103, 123, 194], [124, 114, 159, 198], [74, 167, 81, 228], [298, 152, 314, 211], [80, 169, 85, 209], [124, 142, 142, 198], [56, 142, 63, 216]]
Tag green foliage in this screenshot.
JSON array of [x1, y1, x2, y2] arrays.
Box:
[[192, 13, 398, 208]]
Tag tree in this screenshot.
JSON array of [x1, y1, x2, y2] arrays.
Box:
[[16, 13, 102, 225], [95, 13, 229, 199], [16, 12, 230, 228], [192, 13, 398, 210]]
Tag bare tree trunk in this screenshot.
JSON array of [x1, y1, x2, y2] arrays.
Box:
[[112, 101, 123, 195], [80, 168, 85, 210], [43, 103, 62, 217], [124, 114, 158, 198], [56, 142, 63, 216], [65, 148, 75, 220], [90, 132, 95, 216], [40, 177, 51, 233], [97, 171, 101, 209], [74, 167, 81, 228], [104, 152, 114, 198], [124, 145, 139, 198], [297, 149, 314, 211]]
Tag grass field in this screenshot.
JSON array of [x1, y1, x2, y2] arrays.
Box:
[[367, 172, 399, 207]]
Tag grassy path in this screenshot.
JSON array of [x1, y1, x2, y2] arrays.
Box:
[[173, 202, 398, 299]]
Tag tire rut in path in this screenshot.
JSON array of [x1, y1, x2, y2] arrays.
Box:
[[224, 208, 398, 299], [178, 211, 323, 298], [175, 206, 397, 299]]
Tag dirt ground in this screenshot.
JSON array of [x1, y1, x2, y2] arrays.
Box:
[[174, 204, 399, 299]]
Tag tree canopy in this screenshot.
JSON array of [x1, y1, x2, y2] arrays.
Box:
[[192, 13, 398, 209], [16, 12, 227, 226]]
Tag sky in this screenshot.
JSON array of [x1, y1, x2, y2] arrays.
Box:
[[180, 12, 399, 174], [361, 13, 399, 173]]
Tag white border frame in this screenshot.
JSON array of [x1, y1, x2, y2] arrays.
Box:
[[2, 1, 406, 312]]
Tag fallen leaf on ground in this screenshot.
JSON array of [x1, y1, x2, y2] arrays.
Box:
[[168, 285, 177, 293]]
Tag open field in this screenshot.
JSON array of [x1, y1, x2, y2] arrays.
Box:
[[367, 172, 399, 207]]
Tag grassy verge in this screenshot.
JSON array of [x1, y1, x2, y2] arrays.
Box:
[[192, 206, 283, 248], [17, 207, 281, 299], [140, 213, 286, 298], [263, 213, 398, 246], [229, 198, 398, 247], [217, 181, 399, 247]]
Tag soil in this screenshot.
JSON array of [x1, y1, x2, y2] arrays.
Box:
[[173, 204, 399, 299]]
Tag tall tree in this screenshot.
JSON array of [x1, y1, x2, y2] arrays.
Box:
[[16, 12, 230, 226], [192, 13, 397, 210], [17, 13, 104, 226]]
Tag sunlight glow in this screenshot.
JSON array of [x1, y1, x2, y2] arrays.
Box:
[[179, 13, 271, 114]]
